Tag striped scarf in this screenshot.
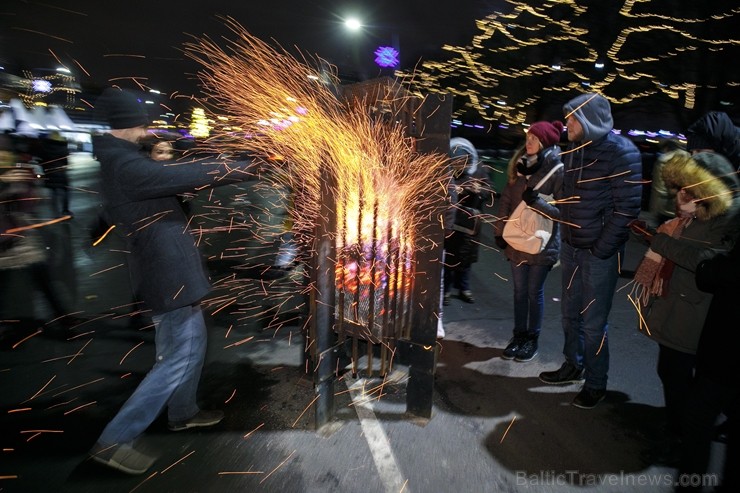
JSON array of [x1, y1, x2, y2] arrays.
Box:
[[631, 217, 690, 306]]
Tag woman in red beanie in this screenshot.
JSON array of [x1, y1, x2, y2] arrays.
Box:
[[494, 120, 564, 362]]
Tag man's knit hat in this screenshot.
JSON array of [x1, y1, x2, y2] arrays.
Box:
[[527, 120, 564, 148], [685, 132, 716, 153], [96, 88, 149, 129]]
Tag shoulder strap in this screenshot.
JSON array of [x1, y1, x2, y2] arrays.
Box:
[[532, 163, 564, 191]]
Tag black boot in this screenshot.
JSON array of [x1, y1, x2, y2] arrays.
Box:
[[515, 335, 538, 362]]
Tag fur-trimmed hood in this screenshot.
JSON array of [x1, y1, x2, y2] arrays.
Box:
[[661, 149, 738, 221]]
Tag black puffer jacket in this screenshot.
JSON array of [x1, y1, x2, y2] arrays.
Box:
[[93, 134, 254, 314], [559, 93, 643, 259]]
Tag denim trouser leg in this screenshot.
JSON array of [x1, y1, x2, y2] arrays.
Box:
[[96, 304, 207, 447], [458, 265, 471, 291], [510, 262, 550, 336], [560, 242, 618, 390]]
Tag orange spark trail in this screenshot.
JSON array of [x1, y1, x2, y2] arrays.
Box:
[[500, 416, 517, 443], [119, 341, 145, 365]]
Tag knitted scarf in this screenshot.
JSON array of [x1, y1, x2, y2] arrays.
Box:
[[631, 217, 689, 306]]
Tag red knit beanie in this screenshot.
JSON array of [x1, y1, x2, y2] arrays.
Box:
[[527, 120, 564, 148]]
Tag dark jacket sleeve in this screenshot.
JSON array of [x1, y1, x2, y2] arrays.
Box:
[[113, 154, 255, 202], [695, 238, 740, 293]]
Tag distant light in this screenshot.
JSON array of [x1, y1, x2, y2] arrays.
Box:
[[581, 82, 591, 87], [56, 67, 70, 73], [720, 101, 733, 106], [149, 89, 161, 94], [551, 64, 561, 70], [345, 18, 362, 31], [595, 62, 605, 69], [33, 79, 52, 93], [496, 100, 506, 106], [144, 100, 155, 104], [374, 46, 400, 68]]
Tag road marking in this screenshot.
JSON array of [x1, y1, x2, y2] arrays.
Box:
[[347, 378, 409, 493]]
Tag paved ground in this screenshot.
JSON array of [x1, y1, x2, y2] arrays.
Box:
[[0, 153, 726, 492]]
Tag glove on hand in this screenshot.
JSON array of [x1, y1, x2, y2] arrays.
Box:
[[495, 236, 508, 250], [628, 220, 655, 244], [522, 187, 539, 205]]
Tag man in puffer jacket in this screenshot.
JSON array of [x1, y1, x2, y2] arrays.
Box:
[[538, 93, 642, 410]]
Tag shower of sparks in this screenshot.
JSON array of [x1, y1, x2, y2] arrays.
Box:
[[183, 19, 450, 332]]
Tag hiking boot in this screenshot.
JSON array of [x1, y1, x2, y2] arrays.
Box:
[[168, 409, 224, 432], [89, 443, 156, 475], [515, 338, 539, 362], [539, 361, 584, 385], [502, 336, 526, 360], [459, 290, 475, 303], [572, 387, 606, 409]]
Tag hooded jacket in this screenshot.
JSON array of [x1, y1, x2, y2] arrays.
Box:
[[686, 111, 740, 170], [494, 145, 563, 266], [93, 133, 254, 314], [559, 93, 642, 259], [643, 150, 740, 354]]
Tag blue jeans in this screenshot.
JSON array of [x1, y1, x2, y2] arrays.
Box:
[[97, 304, 207, 447], [510, 262, 551, 337], [559, 241, 620, 390]]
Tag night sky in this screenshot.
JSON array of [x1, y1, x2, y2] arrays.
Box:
[[1, 0, 495, 100]]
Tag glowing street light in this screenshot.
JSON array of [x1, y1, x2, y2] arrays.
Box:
[[345, 17, 362, 32]]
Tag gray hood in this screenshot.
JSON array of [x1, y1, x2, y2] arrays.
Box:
[[563, 93, 614, 142]]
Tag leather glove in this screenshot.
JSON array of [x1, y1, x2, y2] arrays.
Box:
[[522, 187, 539, 205], [628, 219, 655, 244], [495, 236, 508, 250]]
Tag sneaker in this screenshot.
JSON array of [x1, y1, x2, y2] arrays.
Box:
[[572, 387, 606, 409], [89, 443, 156, 475], [168, 409, 224, 432], [515, 338, 538, 362], [459, 290, 475, 303], [539, 361, 584, 385], [502, 336, 526, 360], [443, 292, 450, 306]]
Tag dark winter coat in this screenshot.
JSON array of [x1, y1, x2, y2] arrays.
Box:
[[694, 214, 740, 386], [644, 151, 740, 354], [92, 133, 254, 314], [494, 145, 563, 266], [560, 94, 642, 259], [445, 165, 492, 267]]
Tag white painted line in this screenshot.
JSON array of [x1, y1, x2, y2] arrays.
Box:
[[347, 378, 409, 493]]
